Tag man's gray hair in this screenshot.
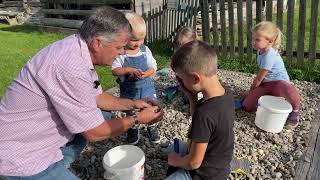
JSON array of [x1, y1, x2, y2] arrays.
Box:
[[79, 6, 131, 44]]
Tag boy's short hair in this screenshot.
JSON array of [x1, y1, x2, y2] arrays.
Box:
[[125, 12, 146, 39], [171, 40, 218, 76], [174, 26, 197, 48]]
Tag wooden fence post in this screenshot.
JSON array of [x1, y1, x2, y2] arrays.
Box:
[[246, 0, 253, 62], [228, 0, 234, 58], [200, 0, 210, 44], [256, 0, 262, 24], [266, 0, 272, 21], [297, 0, 307, 68], [276, 0, 283, 30], [237, 0, 244, 62], [211, 0, 219, 56], [286, 0, 295, 66], [220, 0, 227, 57], [308, 0, 319, 68]]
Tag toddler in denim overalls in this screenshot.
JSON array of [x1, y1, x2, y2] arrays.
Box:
[[111, 12, 160, 145]]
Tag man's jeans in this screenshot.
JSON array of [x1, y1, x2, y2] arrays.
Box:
[[1, 134, 87, 180], [0, 111, 113, 180]]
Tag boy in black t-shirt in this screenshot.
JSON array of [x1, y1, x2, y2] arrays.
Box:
[[166, 40, 235, 180]]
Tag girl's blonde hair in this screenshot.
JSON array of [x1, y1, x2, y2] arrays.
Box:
[[125, 12, 146, 39], [174, 26, 197, 49], [253, 21, 282, 51]]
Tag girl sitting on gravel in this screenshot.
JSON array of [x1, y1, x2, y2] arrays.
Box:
[[241, 21, 301, 129]]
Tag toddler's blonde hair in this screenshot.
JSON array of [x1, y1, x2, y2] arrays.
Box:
[[125, 12, 146, 39], [174, 26, 197, 49], [253, 21, 282, 51]]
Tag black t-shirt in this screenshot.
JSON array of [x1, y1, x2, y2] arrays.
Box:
[[188, 89, 235, 180]]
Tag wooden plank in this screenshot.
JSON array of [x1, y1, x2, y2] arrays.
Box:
[[220, 0, 227, 57], [159, 6, 163, 39], [187, 0, 194, 27], [41, 9, 93, 16], [237, 0, 244, 61], [297, 0, 306, 68], [295, 101, 320, 180], [308, 128, 320, 179], [152, 8, 155, 42], [308, 0, 319, 68], [193, 0, 199, 30], [43, 0, 131, 5], [228, 0, 234, 58], [266, 0, 272, 21], [211, 0, 219, 56], [41, 18, 83, 28], [155, 7, 159, 40], [148, 10, 152, 43], [286, 0, 295, 66], [200, 0, 210, 43], [276, 0, 283, 30], [3, 1, 22, 7], [246, 0, 253, 62], [256, 0, 262, 23]]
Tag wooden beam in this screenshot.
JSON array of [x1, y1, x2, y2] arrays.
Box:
[[41, 18, 83, 29], [43, 0, 131, 5], [41, 9, 93, 16], [4, 1, 23, 7]]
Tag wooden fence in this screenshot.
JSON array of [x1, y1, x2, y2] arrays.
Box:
[[38, 0, 199, 44], [141, 0, 199, 43], [200, 0, 320, 69]]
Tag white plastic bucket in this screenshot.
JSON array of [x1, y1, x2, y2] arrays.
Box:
[[255, 95, 292, 133], [103, 145, 145, 180]]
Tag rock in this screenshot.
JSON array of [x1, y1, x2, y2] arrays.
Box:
[[73, 69, 320, 180]]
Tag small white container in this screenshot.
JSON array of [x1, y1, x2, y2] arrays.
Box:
[[103, 145, 145, 180], [255, 95, 293, 133]]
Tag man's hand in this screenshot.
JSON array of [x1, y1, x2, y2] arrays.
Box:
[[137, 106, 163, 125], [132, 99, 152, 109]]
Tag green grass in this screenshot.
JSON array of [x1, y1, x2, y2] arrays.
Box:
[[0, 24, 171, 97]]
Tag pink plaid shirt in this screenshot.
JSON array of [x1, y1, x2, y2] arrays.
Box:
[[0, 34, 105, 176]]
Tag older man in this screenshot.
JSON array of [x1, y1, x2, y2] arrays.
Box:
[[0, 6, 163, 180]]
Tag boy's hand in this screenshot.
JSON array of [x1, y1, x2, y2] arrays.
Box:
[[168, 152, 181, 167], [176, 76, 197, 101]]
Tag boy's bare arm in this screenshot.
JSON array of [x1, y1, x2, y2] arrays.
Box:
[[168, 142, 208, 170], [251, 69, 268, 89]]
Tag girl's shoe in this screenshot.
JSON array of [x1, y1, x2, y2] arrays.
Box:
[[284, 111, 300, 129]]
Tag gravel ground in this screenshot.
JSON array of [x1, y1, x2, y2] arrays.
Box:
[[73, 69, 320, 180]]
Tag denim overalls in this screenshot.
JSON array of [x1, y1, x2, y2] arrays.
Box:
[[119, 45, 157, 101]]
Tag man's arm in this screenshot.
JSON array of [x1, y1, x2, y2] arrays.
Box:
[[83, 106, 163, 142], [168, 142, 208, 170], [96, 92, 134, 111]]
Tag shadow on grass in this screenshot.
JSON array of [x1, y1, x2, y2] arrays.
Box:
[[0, 24, 42, 33]]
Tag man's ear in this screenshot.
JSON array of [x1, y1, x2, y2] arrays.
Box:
[[191, 72, 201, 84], [90, 38, 101, 52]]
